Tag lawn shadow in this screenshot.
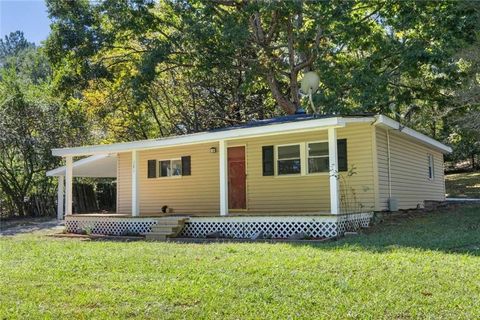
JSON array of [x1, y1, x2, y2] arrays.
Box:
[[445, 171, 480, 198], [289, 205, 480, 256]]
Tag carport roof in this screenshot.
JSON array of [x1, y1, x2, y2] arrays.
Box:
[[46, 154, 117, 177]]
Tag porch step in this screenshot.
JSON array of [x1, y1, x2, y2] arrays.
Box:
[[145, 217, 188, 241], [151, 225, 182, 233]]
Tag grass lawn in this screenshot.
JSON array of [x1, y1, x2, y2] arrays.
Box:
[[445, 171, 480, 198], [1, 207, 480, 319]]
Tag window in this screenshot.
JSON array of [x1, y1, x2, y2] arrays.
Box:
[[428, 154, 434, 180], [308, 142, 329, 173], [277, 144, 301, 175], [269, 140, 348, 177], [171, 159, 182, 176], [159, 159, 182, 177]]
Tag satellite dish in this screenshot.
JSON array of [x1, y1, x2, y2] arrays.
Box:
[[300, 71, 320, 95], [300, 71, 320, 114], [389, 103, 403, 119], [388, 103, 396, 113]]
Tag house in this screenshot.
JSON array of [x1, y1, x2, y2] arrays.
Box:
[[47, 114, 452, 239]]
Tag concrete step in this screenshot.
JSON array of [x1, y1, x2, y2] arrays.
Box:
[[144, 217, 188, 241], [151, 226, 182, 233], [148, 231, 173, 236], [157, 217, 188, 222], [146, 234, 168, 241], [152, 223, 183, 228]]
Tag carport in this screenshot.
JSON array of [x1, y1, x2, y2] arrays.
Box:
[[46, 154, 117, 219]]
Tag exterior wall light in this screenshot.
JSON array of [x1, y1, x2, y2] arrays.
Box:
[[210, 147, 217, 153]]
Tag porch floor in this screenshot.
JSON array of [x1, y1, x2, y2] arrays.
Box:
[[70, 211, 335, 218]]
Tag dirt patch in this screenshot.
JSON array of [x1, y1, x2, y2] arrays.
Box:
[[0, 218, 63, 236]]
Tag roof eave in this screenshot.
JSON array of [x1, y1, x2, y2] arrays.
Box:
[[51, 117, 349, 157], [375, 115, 452, 154]]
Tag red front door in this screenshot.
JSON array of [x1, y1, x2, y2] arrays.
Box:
[[228, 146, 246, 210]]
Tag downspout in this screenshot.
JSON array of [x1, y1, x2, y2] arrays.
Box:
[[386, 129, 392, 199]]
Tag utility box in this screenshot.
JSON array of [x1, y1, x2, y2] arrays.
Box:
[[388, 198, 398, 211]]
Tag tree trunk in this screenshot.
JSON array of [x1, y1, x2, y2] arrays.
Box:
[[266, 71, 297, 114], [12, 195, 26, 217]]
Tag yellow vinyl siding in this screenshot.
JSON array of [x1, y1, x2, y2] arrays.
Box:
[[244, 123, 376, 213], [117, 144, 219, 215], [117, 152, 132, 214], [376, 129, 390, 211], [116, 123, 377, 215], [376, 127, 445, 210], [139, 142, 219, 215]]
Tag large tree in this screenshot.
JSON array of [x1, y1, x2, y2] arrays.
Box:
[[45, 0, 479, 148]]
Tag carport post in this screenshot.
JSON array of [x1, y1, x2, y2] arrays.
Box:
[[57, 175, 64, 220], [65, 156, 73, 216]]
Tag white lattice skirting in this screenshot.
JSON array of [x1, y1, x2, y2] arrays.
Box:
[[65, 213, 373, 239], [179, 213, 373, 239], [65, 216, 160, 235], [338, 213, 373, 235]]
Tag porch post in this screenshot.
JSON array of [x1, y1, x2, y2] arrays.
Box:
[[57, 175, 64, 220], [131, 150, 140, 217], [219, 140, 228, 216], [65, 156, 73, 216], [328, 127, 340, 214]]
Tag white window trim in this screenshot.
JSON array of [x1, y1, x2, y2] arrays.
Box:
[[275, 143, 303, 177], [427, 153, 435, 181], [273, 141, 337, 177], [157, 158, 183, 179], [306, 140, 330, 176]]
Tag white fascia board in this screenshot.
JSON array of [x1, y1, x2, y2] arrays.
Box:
[[375, 115, 452, 153], [46, 167, 65, 177], [47, 163, 81, 177], [51, 117, 347, 157]]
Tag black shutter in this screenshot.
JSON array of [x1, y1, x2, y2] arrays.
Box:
[[337, 139, 348, 171], [147, 160, 157, 178], [181, 156, 191, 176], [262, 146, 274, 176]]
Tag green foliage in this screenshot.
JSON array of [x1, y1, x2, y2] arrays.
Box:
[[43, 1, 480, 157], [1, 1, 479, 217], [0, 32, 91, 217], [0, 31, 34, 64]]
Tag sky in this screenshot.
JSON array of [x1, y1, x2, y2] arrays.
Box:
[[0, 0, 51, 45]]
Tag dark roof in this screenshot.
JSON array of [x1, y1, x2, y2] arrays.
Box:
[[208, 112, 376, 133]]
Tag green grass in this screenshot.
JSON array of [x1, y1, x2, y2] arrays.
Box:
[[445, 171, 480, 198], [1, 207, 480, 319]]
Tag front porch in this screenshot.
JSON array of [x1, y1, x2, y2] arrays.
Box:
[[50, 126, 345, 218]]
